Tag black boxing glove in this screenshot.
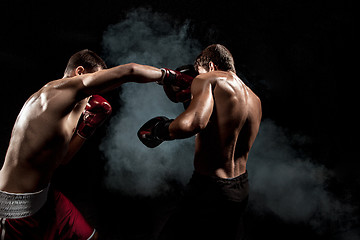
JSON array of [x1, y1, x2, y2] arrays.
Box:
[[137, 116, 174, 148], [158, 65, 198, 103]]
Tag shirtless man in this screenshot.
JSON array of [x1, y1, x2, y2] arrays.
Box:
[[138, 44, 262, 240], [0, 49, 165, 239]]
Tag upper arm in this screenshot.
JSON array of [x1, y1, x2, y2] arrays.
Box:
[[40, 64, 138, 118], [42, 64, 135, 116], [169, 75, 214, 139], [52, 63, 162, 101], [45, 63, 161, 117]]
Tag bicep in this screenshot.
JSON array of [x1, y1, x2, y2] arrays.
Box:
[[42, 67, 128, 117], [186, 78, 214, 125]]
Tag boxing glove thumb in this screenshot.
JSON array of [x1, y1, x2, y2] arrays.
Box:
[[77, 95, 112, 139], [137, 116, 173, 148]]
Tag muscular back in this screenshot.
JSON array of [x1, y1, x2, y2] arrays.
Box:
[[0, 79, 87, 192], [194, 71, 261, 178]]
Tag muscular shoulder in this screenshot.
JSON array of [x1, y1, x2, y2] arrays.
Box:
[[193, 71, 260, 103], [194, 71, 230, 85], [196, 71, 242, 96], [201, 71, 261, 110], [43, 77, 85, 94], [31, 77, 86, 117]]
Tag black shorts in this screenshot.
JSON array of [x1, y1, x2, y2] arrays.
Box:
[[158, 171, 249, 240], [185, 170, 249, 202]]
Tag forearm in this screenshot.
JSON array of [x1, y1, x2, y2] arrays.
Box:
[[130, 63, 163, 83], [62, 95, 112, 164], [62, 134, 86, 165], [137, 113, 200, 149], [168, 113, 204, 139]]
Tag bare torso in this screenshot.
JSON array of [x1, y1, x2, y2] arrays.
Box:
[[0, 80, 87, 193], [0, 63, 164, 193], [194, 71, 261, 178]]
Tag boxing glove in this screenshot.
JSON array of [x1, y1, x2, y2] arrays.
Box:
[[175, 64, 199, 78], [77, 95, 112, 139], [137, 116, 174, 148], [159, 65, 198, 103]]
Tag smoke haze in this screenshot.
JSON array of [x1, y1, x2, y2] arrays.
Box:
[[247, 119, 355, 233], [100, 8, 200, 196], [99, 8, 357, 236]]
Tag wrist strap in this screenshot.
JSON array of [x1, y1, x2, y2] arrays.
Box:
[[155, 119, 174, 141], [156, 68, 167, 85]]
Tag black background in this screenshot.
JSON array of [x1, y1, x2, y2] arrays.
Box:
[[0, 0, 355, 239]]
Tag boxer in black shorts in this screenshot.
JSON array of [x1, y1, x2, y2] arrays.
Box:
[[157, 171, 249, 240], [138, 44, 262, 239]]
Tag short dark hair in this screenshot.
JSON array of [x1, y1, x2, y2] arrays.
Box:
[[64, 49, 107, 75], [194, 44, 236, 73]]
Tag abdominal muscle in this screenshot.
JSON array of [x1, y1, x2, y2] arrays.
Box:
[[0, 136, 68, 193], [0, 115, 72, 193]]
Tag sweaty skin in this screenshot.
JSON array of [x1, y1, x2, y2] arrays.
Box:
[[0, 63, 162, 193], [169, 69, 262, 178]]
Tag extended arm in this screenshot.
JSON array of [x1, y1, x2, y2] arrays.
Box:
[[46, 63, 162, 119], [78, 63, 163, 97]]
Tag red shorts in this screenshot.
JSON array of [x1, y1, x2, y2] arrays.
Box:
[[0, 188, 95, 240]]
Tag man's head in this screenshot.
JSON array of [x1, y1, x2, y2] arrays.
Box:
[[194, 44, 236, 74], [63, 49, 107, 78]]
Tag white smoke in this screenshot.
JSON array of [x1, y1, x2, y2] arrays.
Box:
[[247, 119, 356, 233], [100, 8, 200, 196]]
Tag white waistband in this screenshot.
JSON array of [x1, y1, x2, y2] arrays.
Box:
[[0, 185, 49, 219]]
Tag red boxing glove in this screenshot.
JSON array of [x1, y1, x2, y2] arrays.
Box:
[[160, 66, 198, 103], [77, 95, 112, 139]]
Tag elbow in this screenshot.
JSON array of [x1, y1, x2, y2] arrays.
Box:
[[198, 121, 208, 131], [191, 113, 209, 133], [124, 63, 138, 76], [192, 119, 208, 133], [174, 117, 208, 138], [113, 62, 139, 78], [122, 63, 147, 82], [185, 122, 206, 137]]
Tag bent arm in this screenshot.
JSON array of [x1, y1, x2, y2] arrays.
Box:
[[168, 76, 214, 139]]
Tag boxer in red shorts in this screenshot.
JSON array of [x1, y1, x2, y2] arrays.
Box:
[[0, 188, 96, 240], [0, 49, 167, 239], [0, 92, 112, 240]]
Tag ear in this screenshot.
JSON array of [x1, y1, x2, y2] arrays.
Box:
[[209, 61, 218, 71], [75, 66, 85, 76]]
